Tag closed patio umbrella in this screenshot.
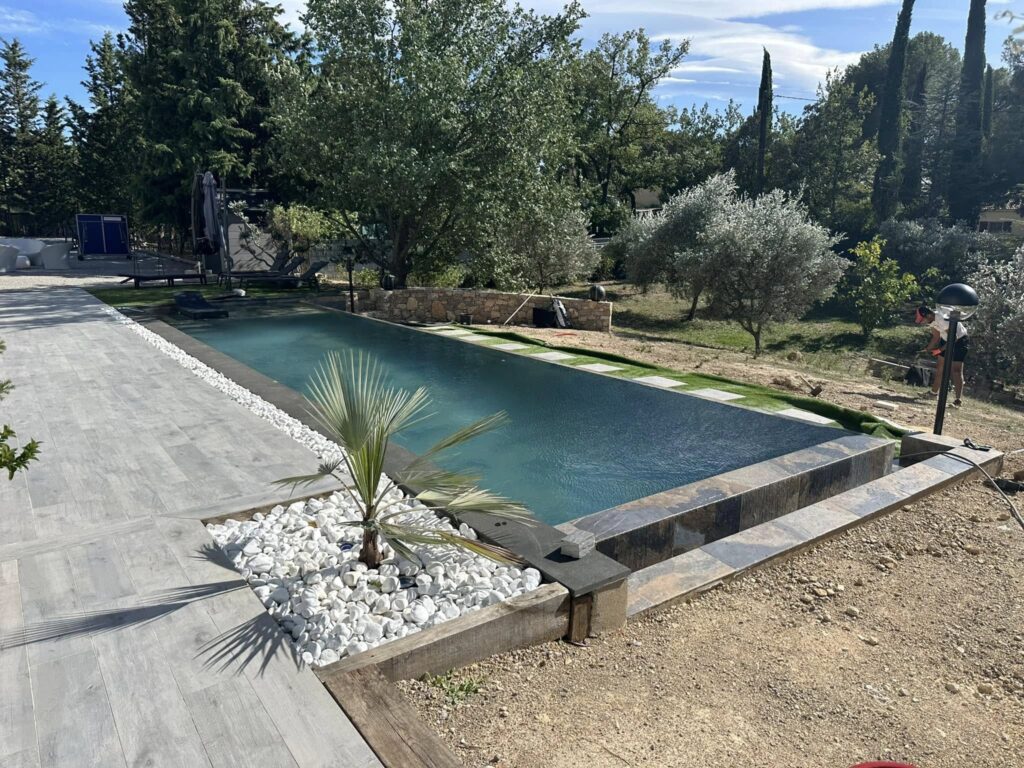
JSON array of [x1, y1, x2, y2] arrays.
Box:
[[199, 171, 224, 273]]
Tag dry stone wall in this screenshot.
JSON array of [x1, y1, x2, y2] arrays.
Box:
[[366, 288, 612, 332]]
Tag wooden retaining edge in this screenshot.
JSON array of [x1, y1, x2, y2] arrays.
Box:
[[316, 582, 570, 684], [316, 583, 569, 768], [324, 666, 463, 768]]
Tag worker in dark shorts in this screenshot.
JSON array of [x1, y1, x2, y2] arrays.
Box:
[[915, 305, 970, 407]]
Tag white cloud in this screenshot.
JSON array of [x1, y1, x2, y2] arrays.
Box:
[[0, 6, 50, 34]]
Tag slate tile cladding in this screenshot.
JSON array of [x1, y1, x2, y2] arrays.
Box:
[[557, 433, 895, 571]]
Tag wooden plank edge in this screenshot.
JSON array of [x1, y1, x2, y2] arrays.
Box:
[[322, 666, 463, 768], [316, 582, 570, 684]]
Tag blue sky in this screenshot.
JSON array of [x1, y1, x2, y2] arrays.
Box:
[[1, 0, 1017, 114]]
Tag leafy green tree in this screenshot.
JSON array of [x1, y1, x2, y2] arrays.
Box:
[[662, 102, 743, 195], [570, 30, 688, 234], [794, 71, 878, 238], [968, 245, 1024, 386], [274, 0, 583, 286], [477, 184, 597, 293], [756, 49, 773, 197], [122, 0, 299, 248], [872, 0, 915, 222], [877, 217, 1011, 280], [947, 0, 988, 223], [1, 340, 40, 480], [0, 38, 40, 231], [280, 352, 532, 569], [700, 188, 846, 356], [899, 65, 928, 212], [843, 237, 918, 338], [67, 33, 140, 219]]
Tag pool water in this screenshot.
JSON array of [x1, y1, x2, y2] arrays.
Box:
[[175, 309, 846, 525]]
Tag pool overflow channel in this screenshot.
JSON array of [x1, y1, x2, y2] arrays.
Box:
[[139, 301, 992, 655]]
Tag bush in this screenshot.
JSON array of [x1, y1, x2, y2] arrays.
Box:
[[878, 218, 1012, 283], [967, 245, 1024, 386], [842, 237, 918, 338], [352, 267, 380, 288]]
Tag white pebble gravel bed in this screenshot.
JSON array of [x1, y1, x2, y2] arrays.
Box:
[[98, 304, 542, 665]]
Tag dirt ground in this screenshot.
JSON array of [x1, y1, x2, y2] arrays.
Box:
[[399, 326, 1024, 768]]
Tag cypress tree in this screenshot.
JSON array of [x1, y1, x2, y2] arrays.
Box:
[[755, 48, 772, 197], [947, 0, 987, 223], [872, 0, 915, 223], [982, 64, 994, 138], [899, 65, 928, 210]]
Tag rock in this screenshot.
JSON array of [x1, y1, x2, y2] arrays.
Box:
[[861, 635, 880, 647], [247, 554, 274, 574], [786, 351, 802, 362], [242, 540, 262, 556], [342, 570, 361, 588], [978, 682, 995, 695], [813, 587, 828, 598], [844, 606, 861, 618], [799, 594, 814, 605], [945, 682, 961, 694], [964, 544, 982, 555], [898, 688, 909, 697]]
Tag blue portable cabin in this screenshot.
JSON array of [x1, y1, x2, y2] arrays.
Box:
[[76, 214, 131, 259]]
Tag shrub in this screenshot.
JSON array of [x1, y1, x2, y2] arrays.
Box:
[[878, 218, 1012, 282], [1, 339, 40, 480], [843, 237, 919, 338], [966, 245, 1024, 386]]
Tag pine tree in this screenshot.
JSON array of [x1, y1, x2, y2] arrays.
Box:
[[67, 33, 140, 218], [122, 0, 299, 248], [0, 39, 41, 231], [899, 65, 928, 211], [755, 48, 772, 197], [872, 0, 915, 223], [982, 64, 994, 138], [947, 0, 987, 223], [27, 97, 77, 234]]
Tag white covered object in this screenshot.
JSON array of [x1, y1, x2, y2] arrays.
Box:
[[39, 242, 72, 269], [0, 245, 18, 273]]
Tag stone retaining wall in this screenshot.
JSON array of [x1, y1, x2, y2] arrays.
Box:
[[367, 287, 612, 331]]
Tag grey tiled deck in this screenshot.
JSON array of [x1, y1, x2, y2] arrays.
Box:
[[0, 288, 381, 768]]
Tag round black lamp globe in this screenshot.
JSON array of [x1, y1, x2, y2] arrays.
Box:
[[588, 284, 606, 302], [935, 283, 979, 319], [381, 273, 396, 291]]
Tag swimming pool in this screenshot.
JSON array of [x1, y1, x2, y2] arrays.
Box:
[[173, 308, 849, 526]]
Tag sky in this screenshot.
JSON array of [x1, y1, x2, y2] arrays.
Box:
[[1, 0, 1018, 114]]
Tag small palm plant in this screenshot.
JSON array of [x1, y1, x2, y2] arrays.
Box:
[[279, 351, 533, 569]]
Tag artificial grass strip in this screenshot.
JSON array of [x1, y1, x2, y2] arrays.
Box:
[[471, 327, 907, 442]]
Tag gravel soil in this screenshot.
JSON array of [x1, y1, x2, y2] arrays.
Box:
[[398, 327, 1024, 768]]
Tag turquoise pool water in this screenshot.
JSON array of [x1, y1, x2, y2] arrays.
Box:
[[175, 309, 845, 525]]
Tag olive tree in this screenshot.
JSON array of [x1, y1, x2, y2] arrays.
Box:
[[479, 185, 597, 292], [967, 246, 1024, 386], [700, 189, 846, 356]]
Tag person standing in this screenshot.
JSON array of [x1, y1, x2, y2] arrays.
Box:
[[915, 305, 970, 407]]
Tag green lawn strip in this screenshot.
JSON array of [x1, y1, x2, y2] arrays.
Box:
[[470, 327, 906, 441], [86, 284, 340, 309]]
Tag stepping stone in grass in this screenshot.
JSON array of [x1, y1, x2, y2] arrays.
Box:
[[434, 328, 473, 336], [576, 362, 623, 374], [688, 387, 744, 401], [491, 342, 530, 351], [775, 407, 835, 425], [530, 351, 576, 362], [458, 334, 490, 342], [633, 375, 686, 388]]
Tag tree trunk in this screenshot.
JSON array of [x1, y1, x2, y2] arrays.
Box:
[[686, 290, 700, 321], [359, 528, 382, 569], [752, 326, 762, 357]]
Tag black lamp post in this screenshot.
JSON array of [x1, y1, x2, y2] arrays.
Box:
[[932, 283, 979, 435]]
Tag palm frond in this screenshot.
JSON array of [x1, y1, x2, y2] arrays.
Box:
[[422, 488, 534, 522], [390, 465, 482, 496], [273, 457, 346, 491], [379, 523, 525, 565], [404, 411, 509, 469]]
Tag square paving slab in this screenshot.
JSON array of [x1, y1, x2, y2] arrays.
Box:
[[530, 351, 576, 362], [689, 387, 744, 401], [576, 363, 623, 373], [491, 342, 530, 351], [776, 407, 835, 425], [633, 375, 686, 388]]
